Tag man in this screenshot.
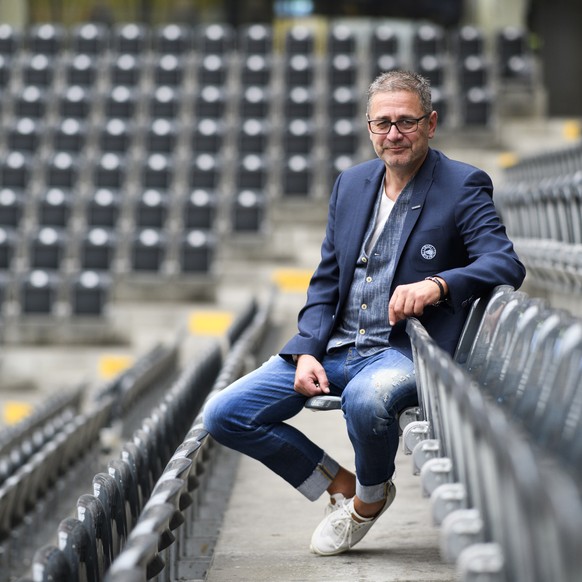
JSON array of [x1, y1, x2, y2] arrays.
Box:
[[203, 70, 525, 555]]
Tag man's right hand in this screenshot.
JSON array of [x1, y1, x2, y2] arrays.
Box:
[[293, 354, 330, 397]]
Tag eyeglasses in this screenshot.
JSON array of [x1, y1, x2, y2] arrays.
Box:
[[367, 114, 430, 135]]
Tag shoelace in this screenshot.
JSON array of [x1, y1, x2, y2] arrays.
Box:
[[330, 500, 372, 547]]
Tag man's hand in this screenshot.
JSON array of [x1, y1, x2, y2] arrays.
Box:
[[293, 354, 330, 397], [389, 277, 448, 325]]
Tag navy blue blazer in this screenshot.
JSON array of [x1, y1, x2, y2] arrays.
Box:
[[280, 148, 526, 361]]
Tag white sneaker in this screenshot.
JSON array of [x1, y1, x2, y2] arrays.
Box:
[[324, 493, 347, 516], [310, 482, 396, 556]]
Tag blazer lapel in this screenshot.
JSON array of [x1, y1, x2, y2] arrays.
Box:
[[395, 149, 438, 260], [342, 162, 384, 269]]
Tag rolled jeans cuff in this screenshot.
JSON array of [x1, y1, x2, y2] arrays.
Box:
[[356, 478, 393, 504], [297, 453, 340, 501]]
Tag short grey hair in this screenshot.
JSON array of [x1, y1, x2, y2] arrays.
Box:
[[367, 70, 433, 115]]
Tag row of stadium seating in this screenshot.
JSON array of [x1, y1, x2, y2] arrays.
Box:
[[496, 142, 582, 294], [405, 286, 582, 582], [0, 19, 537, 335], [4, 295, 268, 581]]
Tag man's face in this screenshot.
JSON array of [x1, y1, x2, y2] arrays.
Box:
[[367, 90, 437, 173]]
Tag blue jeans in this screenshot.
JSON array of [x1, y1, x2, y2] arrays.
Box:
[[203, 346, 416, 503]]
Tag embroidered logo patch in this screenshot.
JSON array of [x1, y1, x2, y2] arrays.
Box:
[[421, 244, 437, 260]]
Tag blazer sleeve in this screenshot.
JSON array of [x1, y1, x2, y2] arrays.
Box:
[[279, 176, 343, 361], [435, 165, 526, 309]]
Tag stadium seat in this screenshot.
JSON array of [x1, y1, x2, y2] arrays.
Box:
[[70, 271, 110, 316], [178, 230, 215, 273], [92, 472, 127, 557], [76, 493, 112, 578], [80, 227, 117, 270], [85, 189, 121, 227], [232, 190, 265, 232], [461, 87, 492, 126], [193, 85, 226, 118], [28, 23, 66, 55], [455, 25, 485, 60], [328, 24, 356, 55], [130, 229, 166, 272], [112, 23, 149, 55], [30, 545, 74, 582], [328, 86, 360, 119], [283, 119, 314, 154], [6, 117, 42, 153], [57, 517, 99, 582], [71, 22, 110, 55], [239, 85, 271, 119], [417, 55, 445, 88], [135, 189, 169, 228], [284, 86, 315, 119], [58, 85, 94, 119], [190, 118, 224, 154], [284, 54, 314, 86], [183, 189, 217, 229], [328, 119, 359, 156], [328, 54, 358, 88], [21, 53, 55, 87], [99, 119, 134, 153], [0, 188, 24, 227], [240, 54, 272, 86], [153, 23, 192, 55], [0, 23, 21, 55], [45, 152, 79, 189], [14, 86, 48, 118], [148, 85, 182, 118], [51, 118, 88, 152], [38, 188, 73, 227], [140, 154, 174, 190], [197, 54, 228, 86], [121, 441, 153, 509], [109, 53, 143, 87], [236, 154, 267, 190], [93, 153, 126, 189], [104, 86, 139, 119], [108, 458, 141, 531], [0, 152, 32, 189], [370, 24, 399, 57], [237, 118, 269, 153], [146, 118, 178, 153], [153, 54, 185, 86], [189, 154, 221, 189], [64, 53, 99, 87], [282, 154, 312, 196], [284, 24, 314, 54], [238, 24, 272, 55], [196, 23, 234, 54], [29, 227, 67, 269], [19, 269, 59, 314]]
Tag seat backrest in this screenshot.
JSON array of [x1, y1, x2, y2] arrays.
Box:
[[57, 516, 98, 582], [462, 286, 521, 375], [92, 472, 126, 557], [108, 459, 140, 533], [77, 493, 113, 578], [32, 544, 75, 582]]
